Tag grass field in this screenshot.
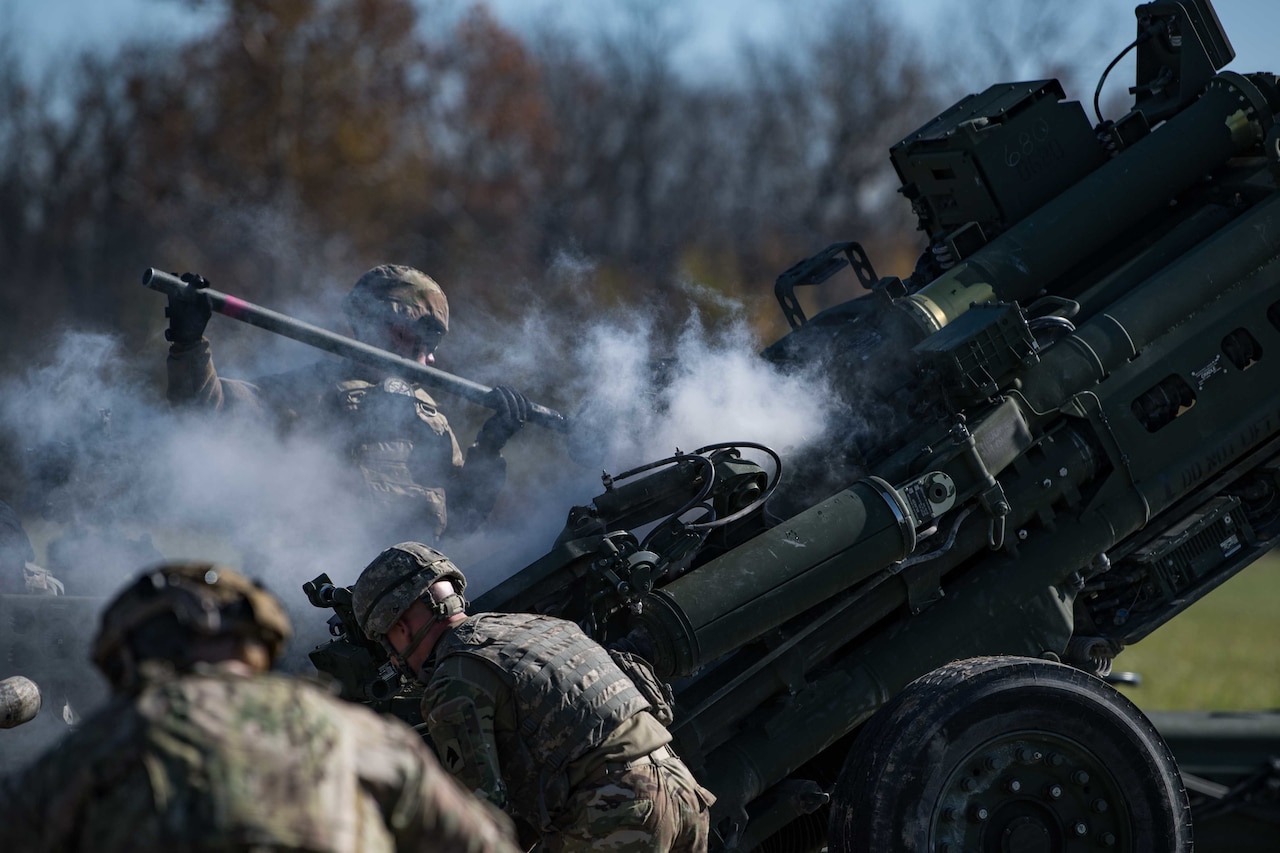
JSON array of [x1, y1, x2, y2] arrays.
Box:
[[1111, 549, 1280, 711]]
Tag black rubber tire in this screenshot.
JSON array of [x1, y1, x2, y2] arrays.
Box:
[[828, 656, 1192, 853]]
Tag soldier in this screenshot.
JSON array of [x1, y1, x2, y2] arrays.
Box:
[[351, 541, 716, 853], [0, 562, 521, 853], [164, 265, 530, 542]]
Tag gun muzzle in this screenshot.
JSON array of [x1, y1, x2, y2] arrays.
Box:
[[0, 676, 42, 729]]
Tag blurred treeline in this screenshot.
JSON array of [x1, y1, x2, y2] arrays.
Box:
[[0, 0, 1126, 374]]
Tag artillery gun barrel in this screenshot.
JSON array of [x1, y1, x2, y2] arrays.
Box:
[[901, 72, 1277, 334], [142, 268, 568, 432], [637, 477, 918, 679]]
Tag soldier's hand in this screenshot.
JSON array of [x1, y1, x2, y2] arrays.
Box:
[[475, 386, 530, 453], [164, 272, 212, 345]]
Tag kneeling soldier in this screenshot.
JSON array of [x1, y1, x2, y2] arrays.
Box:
[[352, 541, 716, 853]]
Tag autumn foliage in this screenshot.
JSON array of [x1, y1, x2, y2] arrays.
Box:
[[0, 0, 1116, 379]]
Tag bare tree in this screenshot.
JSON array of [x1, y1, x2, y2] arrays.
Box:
[[929, 0, 1130, 106]]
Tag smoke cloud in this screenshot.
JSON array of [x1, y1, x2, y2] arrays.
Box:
[[0, 260, 839, 763]]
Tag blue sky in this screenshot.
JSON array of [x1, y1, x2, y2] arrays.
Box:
[[4, 0, 1274, 81]]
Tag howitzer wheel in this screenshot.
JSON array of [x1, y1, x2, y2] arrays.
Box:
[[827, 656, 1191, 853]]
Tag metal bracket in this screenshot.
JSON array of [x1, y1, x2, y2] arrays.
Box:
[[898, 561, 947, 614], [948, 415, 1011, 550], [774, 242, 876, 330], [978, 481, 1011, 550]]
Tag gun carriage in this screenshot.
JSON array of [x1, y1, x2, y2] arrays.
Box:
[[306, 3, 1280, 850]]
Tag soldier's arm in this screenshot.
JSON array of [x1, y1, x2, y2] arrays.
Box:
[[422, 674, 508, 811], [401, 736, 521, 853], [166, 339, 270, 414], [369, 715, 520, 853]]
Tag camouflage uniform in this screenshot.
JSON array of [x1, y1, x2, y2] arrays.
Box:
[[423, 612, 715, 852], [166, 266, 506, 541], [0, 665, 521, 853]]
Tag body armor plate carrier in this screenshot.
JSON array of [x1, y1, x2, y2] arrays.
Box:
[[436, 612, 650, 828]]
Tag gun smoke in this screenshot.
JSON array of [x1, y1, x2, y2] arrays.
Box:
[[0, 260, 843, 760]]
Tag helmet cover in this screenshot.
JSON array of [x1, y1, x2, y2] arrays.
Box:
[[92, 563, 292, 678], [351, 542, 467, 639], [344, 264, 449, 333]]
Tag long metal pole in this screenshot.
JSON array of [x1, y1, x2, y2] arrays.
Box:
[[143, 268, 568, 432]]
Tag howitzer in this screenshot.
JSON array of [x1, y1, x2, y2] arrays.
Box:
[[141, 268, 568, 432], [307, 2, 1280, 850]]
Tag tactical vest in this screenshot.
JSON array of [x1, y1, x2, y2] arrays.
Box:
[[331, 377, 457, 538], [434, 613, 651, 828]]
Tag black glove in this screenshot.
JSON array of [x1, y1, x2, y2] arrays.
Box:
[[474, 386, 530, 453], [164, 272, 212, 345]]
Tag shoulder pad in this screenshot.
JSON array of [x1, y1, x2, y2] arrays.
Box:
[[334, 378, 377, 392]]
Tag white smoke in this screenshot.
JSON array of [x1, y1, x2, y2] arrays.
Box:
[[0, 265, 839, 707], [439, 261, 839, 580]]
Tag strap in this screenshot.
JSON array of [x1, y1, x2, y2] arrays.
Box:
[[357, 557, 452, 628]]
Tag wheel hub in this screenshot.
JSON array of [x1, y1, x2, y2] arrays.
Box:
[[930, 733, 1127, 852], [1003, 816, 1050, 853]]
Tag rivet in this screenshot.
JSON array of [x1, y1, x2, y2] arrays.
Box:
[[1100, 831, 1117, 847], [962, 777, 979, 792], [1092, 798, 1109, 813], [1073, 770, 1090, 785]]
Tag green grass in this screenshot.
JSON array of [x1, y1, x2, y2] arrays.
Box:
[[1111, 550, 1280, 711]]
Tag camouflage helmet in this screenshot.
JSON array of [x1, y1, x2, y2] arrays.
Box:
[[343, 264, 449, 333], [92, 563, 292, 686], [351, 542, 467, 641]]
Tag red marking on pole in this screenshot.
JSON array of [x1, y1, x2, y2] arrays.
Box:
[[222, 295, 249, 319]]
